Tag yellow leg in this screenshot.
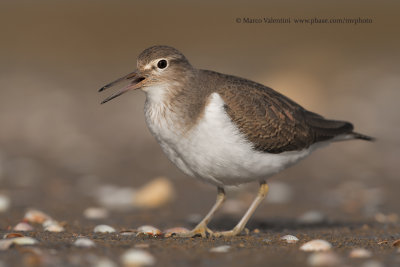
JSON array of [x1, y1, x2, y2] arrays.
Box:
[[213, 181, 269, 237], [174, 187, 226, 237]]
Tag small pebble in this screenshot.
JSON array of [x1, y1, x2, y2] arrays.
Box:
[[349, 248, 372, 258], [137, 225, 162, 236], [133, 177, 175, 209], [121, 249, 155, 266], [280, 234, 299, 244], [0, 194, 10, 212], [13, 222, 34, 231], [163, 227, 190, 237], [300, 239, 332, 252], [297, 211, 325, 224], [83, 207, 109, 219], [209, 245, 231, 253], [307, 252, 341, 266], [74, 237, 96, 248], [94, 224, 116, 233], [24, 209, 51, 224]]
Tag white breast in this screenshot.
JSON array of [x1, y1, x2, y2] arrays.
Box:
[[145, 91, 315, 186]]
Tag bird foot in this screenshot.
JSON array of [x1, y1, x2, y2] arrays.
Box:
[[172, 223, 214, 238]]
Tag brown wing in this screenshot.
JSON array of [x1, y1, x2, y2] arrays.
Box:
[[213, 72, 354, 153]]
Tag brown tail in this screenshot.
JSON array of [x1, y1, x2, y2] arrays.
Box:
[[304, 111, 375, 142]]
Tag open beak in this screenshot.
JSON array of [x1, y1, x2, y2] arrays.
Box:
[[98, 70, 145, 104]]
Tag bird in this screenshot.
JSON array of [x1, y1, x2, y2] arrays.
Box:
[[99, 45, 374, 237]]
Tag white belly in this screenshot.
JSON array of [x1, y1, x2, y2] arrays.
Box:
[[145, 92, 314, 186]]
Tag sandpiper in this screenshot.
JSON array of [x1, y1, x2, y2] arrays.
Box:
[[99, 45, 373, 237]]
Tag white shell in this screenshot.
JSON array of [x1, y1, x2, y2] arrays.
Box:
[[43, 220, 65, 232], [13, 222, 34, 231], [0, 194, 10, 212], [133, 177, 175, 209], [24, 209, 51, 223], [83, 207, 109, 219], [307, 252, 341, 266], [349, 248, 372, 258], [137, 225, 162, 236], [74, 237, 96, 248], [94, 224, 116, 233], [300, 239, 332, 252], [11, 237, 39, 245], [121, 249, 155, 266], [209, 245, 231, 253], [280, 234, 299, 243]]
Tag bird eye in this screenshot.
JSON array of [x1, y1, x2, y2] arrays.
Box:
[[157, 59, 168, 69]]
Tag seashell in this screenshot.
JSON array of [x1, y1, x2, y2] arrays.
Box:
[[280, 234, 299, 243], [300, 239, 332, 252], [11, 237, 39, 245], [307, 252, 341, 266], [94, 224, 116, 233], [163, 227, 190, 237], [74, 237, 96, 248], [13, 222, 34, 231], [4, 233, 24, 239], [120, 229, 137, 236], [133, 177, 174, 209], [0, 194, 10, 212], [43, 220, 65, 232], [137, 225, 162, 236], [83, 207, 109, 219], [209, 245, 231, 253], [121, 249, 156, 266], [349, 248, 372, 258], [392, 239, 400, 247], [24, 209, 51, 224]]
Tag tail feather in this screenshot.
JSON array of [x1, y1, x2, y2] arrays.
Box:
[[304, 111, 374, 142], [350, 132, 375, 141]]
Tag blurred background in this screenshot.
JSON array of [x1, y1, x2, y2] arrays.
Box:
[[0, 0, 399, 228]]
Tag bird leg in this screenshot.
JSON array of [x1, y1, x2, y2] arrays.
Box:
[[174, 187, 226, 237], [213, 181, 269, 237]]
